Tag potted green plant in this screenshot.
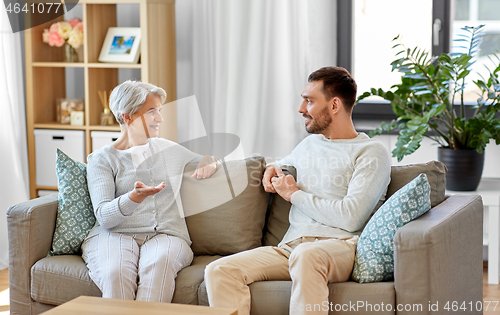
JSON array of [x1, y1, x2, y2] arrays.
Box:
[[359, 25, 500, 191]]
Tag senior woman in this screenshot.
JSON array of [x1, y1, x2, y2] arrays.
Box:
[[82, 80, 216, 303]]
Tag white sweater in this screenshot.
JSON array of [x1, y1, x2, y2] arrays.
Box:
[[273, 133, 391, 246]]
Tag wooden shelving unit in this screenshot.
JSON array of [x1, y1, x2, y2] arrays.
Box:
[[25, 0, 177, 198]]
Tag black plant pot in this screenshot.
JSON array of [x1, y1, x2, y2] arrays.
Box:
[[437, 147, 485, 191]]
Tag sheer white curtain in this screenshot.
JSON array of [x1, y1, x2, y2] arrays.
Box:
[[176, 0, 337, 161], [0, 4, 30, 270]]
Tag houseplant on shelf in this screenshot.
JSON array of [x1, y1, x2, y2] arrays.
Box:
[[358, 25, 500, 191]]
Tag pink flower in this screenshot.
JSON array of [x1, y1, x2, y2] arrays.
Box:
[[67, 18, 81, 28], [74, 22, 83, 32], [48, 31, 65, 47], [49, 23, 59, 33], [42, 29, 50, 44], [42, 19, 84, 50]]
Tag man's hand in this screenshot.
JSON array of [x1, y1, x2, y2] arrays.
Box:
[[262, 164, 285, 193], [192, 155, 217, 179], [271, 174, 299, 202], [128, 181, 165, 203]]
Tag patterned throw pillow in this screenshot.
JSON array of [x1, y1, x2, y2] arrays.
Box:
[[49, 149, 95, 256], [351, 173, 431, 283]]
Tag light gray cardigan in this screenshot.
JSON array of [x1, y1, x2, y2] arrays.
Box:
[[86, 138, 201, 245]]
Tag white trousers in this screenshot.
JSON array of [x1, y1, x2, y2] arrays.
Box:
[[81, 226, 193, 302]]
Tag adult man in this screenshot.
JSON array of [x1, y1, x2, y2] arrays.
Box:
[[204, 66, 391, 315]]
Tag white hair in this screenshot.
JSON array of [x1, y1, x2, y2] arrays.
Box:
[[109, 80, 167, 125]]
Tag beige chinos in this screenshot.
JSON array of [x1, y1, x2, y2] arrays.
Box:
[[205, 236, 358, 315]]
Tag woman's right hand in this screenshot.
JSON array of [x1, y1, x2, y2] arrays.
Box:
[[128, 181, 165, 203]]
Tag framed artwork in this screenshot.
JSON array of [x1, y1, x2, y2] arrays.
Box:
[[98, 27, 141, 63]]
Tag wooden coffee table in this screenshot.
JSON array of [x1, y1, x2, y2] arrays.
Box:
[[42, 296, 238, 315]]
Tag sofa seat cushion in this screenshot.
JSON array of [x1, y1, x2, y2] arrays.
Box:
[[31, 254, 222, 307], [198, 280, 395, 315], [31, 255, 101, 305], [172, 255, 221, 305], [328, 281, 395, 315]]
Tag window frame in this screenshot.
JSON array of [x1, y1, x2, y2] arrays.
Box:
[[338, 0, 453, 124]]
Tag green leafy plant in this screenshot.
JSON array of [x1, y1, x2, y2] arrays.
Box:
[[358, 25, 500, 162]]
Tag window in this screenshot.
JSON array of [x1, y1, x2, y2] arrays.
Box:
[[452, 0, 500, 102], [337, 0, 499, 118], [337, 0, 452, 77], [352, 0, 433, 99]]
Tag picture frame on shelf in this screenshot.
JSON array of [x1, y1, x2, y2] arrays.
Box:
[[98, 27, 141, 63]]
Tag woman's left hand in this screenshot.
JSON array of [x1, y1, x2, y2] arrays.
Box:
[[192, 156, 217, 179]]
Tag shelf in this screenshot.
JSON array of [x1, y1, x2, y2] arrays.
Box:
[[89, 125, 121, 131], [34, 123, 87, 130], [25, 0, 177, 199], [37, 186, 58, 191], [81, 0, 147, 3], [31, 62, 142, 69], [33, 123, 122, 132], [78, 0, 175, 4], [88, 63, 142, 69], [32, 62, 85, 68]]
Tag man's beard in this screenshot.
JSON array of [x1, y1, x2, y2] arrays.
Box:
[[304, 107, 332, 134]]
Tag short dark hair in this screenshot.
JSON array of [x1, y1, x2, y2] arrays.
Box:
[[307, 66, 357, 111]]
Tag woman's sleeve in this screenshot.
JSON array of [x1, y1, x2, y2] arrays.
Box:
[[87, 152, 139, 229]]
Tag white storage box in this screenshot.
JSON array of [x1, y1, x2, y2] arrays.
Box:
[[91, 131, 121, 151], [34, 129, 85, 187]]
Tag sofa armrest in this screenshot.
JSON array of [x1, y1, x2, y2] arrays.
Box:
[[7, 193, 59, 314], [393, 194, 483, 315]]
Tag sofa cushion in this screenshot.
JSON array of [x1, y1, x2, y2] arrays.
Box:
[[31, 255, 101, 305], [198, 280, 395, 315], [327, 281, 395, 315], [262, 165, 297, 247], [50, 149, 95, 256], [388, 161, 446, 207], [172, 255, 221, 305], [352, 174, 432, 283], [183, 156, 269, 256]]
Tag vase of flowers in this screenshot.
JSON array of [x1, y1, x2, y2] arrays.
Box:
[[42, 18, 84, 62]]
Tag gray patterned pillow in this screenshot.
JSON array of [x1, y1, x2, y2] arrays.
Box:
[[49, 149, 95, 256], [351, 173, 431, 283]]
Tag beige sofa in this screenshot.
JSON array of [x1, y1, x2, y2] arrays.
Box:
[[8, 159, 483, 315]]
